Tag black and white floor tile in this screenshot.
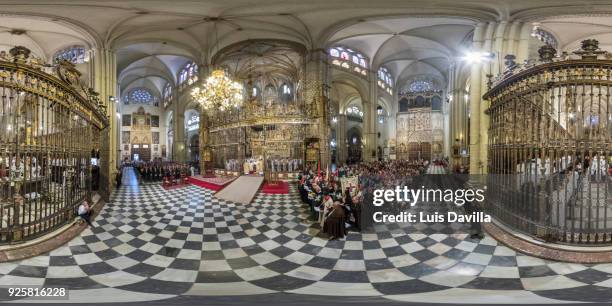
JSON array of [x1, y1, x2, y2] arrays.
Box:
[[0, 170, 611, 304]]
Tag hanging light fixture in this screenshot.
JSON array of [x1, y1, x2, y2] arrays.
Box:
[[190, 19, 243, 112], [191, 70, 243, 111]]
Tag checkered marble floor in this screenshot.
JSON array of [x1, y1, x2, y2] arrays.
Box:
[[1, 179, 612, 304]]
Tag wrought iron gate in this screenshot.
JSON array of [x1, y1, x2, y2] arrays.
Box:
[[484, 40, 612, 244], [0, 46, 108, 243]]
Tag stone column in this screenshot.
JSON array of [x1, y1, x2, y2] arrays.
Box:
[[173, 90, 186, 162], [475, 21, 504, 174], [445, 62, 456, 160], [303, 49, 331, 168], [174, 112, 186, 162], [363, 77, 378, 161], [90, 47, 117, 201], [468, 22, 486, 174], [516, 22, 532, 64], [336, 114, 347, 165]]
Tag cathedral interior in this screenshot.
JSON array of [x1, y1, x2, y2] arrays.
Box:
[[0, 1, 611, 305]]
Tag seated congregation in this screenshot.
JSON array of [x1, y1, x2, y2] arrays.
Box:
[[298, 159, 430, 240]]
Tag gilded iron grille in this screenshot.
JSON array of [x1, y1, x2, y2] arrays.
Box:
[[483, 41, 612, 244], [0, 46, 108, 243]]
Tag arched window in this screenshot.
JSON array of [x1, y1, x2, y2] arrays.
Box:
[[415, 96, 426, 107], [377, 67, 393, 95], [128, 88, 156, 106], [186, 112, 200, 132], [179, 62, 199, 90], [409, 80, 433, 93], [431, 95, 442, 111], [163, 83, 173, 108], [377, 105, 386, 124], [280, 83, 293, 103], [282, 83, 291, 95], [399, 98, 409, 112], [531, 26, 558, 49], [328, 46, 368, 77], [53, 46, 88, 64], [346, 105, 363, 122]]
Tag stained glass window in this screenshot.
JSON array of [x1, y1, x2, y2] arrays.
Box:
[[179, 62, 199, 90], [53, 46, 88, 64], [282, 84, 291, 95], [531, 26, 558, 49], [346, 105, 363, 117], [359, 58, 366, 68], [129, 88, 154, 105], [408, 80, 434, 93], [329, 46, 368, 77], [163, 83, 173, 108], [377, 67, 393, 95]]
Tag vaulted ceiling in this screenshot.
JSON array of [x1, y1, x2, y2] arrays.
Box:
[[0, 15, 91, 61], [538, 15, 612, 52], [329, 17, 475, 88], [3, 0, 612, 96], [2, 0, 612, 55], [117, 42, 194, 96]]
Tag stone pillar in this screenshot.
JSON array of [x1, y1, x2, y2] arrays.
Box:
[[516, 22, 532, 64], [90, 47, 117, 201], [506, 21, 523, 58], [467, 20, 526, 174], [173, 111, 186, 162], [445, 62, 456, 160], [468, 22, 486, 174], [336, 114, 347, 165], [474, 21, 503, 174], [303, 49, 331, 168], [363, 78, 378, 161]]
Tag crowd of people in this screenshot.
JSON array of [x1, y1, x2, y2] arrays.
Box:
[[298, 159, 431, 240], [132, 161, 195, 184]]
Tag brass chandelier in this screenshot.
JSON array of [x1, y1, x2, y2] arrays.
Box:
[[191, 69, 243, 111]]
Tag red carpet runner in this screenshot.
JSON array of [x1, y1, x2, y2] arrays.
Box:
[[162, 183, 188, 190], [187, 176, 235, 191], [261, 181, 289, 194]]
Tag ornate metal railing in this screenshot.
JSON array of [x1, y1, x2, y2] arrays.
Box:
[[0, 46, 109, 243], [484, 40, 611, 245]]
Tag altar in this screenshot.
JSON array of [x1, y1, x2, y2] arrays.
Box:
[[198, 41, 313, 182]]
